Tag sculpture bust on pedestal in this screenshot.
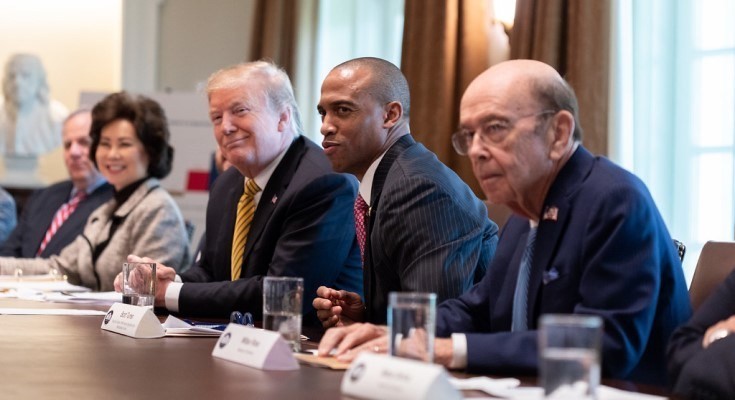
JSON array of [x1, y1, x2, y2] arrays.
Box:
[[0, 53, 67, 157]]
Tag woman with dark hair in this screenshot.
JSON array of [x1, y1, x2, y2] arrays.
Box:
[[0, 92, 190, 291]]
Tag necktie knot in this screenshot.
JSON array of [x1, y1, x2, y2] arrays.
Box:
[[243, 179, 261, 198], [70, 191, 87, 206]]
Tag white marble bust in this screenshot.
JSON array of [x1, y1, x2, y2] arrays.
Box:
[[0, 53, 67, 156]]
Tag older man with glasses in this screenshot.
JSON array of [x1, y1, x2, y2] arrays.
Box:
[[318, 59, 691, 386]]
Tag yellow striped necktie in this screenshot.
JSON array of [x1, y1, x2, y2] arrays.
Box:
[[231, 179, 261, 280]]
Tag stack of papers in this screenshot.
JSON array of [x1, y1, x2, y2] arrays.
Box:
[[0, 308, 107, 316], [162, 315, 224, 337], [44, 291, 121, 305], [448, 377, 667, 399], [0, 274, 121, 305], [0, 274, 91, 294]]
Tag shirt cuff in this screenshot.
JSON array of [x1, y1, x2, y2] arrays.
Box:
[[449, 333, 468, 369], [165, 278, 183, 312]]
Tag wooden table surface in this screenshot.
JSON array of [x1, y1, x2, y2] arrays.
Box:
[[0, 299, 673, 399]]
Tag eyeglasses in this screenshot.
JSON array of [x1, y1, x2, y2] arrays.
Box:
[[452, 110, 557, 155]]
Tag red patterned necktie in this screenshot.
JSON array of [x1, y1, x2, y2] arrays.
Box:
[[354, 194, 369, 263], [37, 191, 87, 256]]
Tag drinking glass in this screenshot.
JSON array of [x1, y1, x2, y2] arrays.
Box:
[[263, 276, 303, 352]]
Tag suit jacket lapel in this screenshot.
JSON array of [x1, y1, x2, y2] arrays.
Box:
[[222, 173, 244, 279], [31, 182, 73, 251], [526, 202, 569, 328], [48, 184, 110, 252], [364, 134, 414, 322], [241, 137, 306, 267], [525, 147, 595, 328]]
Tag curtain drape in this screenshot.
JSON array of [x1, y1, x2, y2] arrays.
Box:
[[511, 0, 611, 156], [400, 0, 494, 196], [249, 0, 298, 77]]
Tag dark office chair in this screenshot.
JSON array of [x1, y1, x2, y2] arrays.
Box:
[[689, 241, 735, 311]]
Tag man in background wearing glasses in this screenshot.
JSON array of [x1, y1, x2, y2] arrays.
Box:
[[319, 59, 690, 386]]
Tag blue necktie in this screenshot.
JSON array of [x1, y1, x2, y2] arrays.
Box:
[[512, 227, 537, 331]]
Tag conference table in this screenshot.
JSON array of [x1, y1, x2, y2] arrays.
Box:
[[0, 298, 673, 399]]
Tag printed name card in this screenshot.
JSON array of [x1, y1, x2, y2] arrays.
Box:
[[341, 353, 461, 400], [211, 324, 299, 371], [100, 303, 165, 338]]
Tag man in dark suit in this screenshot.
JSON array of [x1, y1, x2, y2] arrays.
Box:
[[312, 57, 499, 327], [130, 61, 362, 324], [318, 60, 690, 386], [0, 109, 112, 258], [668, 270, 735, 398]]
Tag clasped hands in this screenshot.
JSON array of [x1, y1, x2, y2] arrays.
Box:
[[113, 254, 177, 307]]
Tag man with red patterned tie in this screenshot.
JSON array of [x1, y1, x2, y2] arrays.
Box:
[[0, 109, 113, 258]]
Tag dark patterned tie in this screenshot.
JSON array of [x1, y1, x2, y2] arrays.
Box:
[[37, 191, 87, 256], [511, 227, 538, 331], [231, 179, 261, 280], [354, 194, 369, 263]]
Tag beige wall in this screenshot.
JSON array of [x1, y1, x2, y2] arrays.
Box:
[[0, 0, 123, 184], [0, 0, 123, 110], [157, 0, 256, 92], [0, 0, 256, 184]]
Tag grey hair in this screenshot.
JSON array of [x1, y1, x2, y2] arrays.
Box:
[[206, 60, 303, 137], [531, 75, 583, 141]]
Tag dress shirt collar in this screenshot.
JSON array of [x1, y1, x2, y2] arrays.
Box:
[[243, 141, 291, 204], [358, 151, 388, 207], [71, 175, 108, 199]]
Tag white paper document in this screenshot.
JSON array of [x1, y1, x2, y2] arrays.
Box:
[[0, 308, 107, 316], [162, 315, 223, 337], [0, 278, 91, 293], [449, 377, 668, 400], [44, 291, 121, 305]]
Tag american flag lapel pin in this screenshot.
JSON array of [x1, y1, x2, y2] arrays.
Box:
[[542, 206, 558, 221], [271, 195, 278, 204]]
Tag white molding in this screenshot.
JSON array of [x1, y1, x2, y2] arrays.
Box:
[[122, 0, 165, 92]]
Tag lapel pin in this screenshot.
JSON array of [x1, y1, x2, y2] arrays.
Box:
[[271, 195, 278, 204], [542, 206, 558, 221]]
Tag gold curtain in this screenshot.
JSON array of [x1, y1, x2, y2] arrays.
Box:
[[249, 0, 298, 77], [401, 0, 493, 196], [510, 0, 611, 156]]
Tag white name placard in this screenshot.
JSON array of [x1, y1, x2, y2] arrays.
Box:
[[341, 353, 461, 400], [211, 324, 299, 371], [100, 303, 165, 338]]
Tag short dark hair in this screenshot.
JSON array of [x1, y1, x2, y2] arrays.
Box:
[[532, 76, 583, 141], [334, 57, 411, 118], [89, 92, 174, 179]]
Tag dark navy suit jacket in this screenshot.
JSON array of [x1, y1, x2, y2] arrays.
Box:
[[668, 270, 735, 399], [0, 180, 113, 258], [364, 134, 499, 324], [178, 136, 363, 324], [436, 146, 691, 385]]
